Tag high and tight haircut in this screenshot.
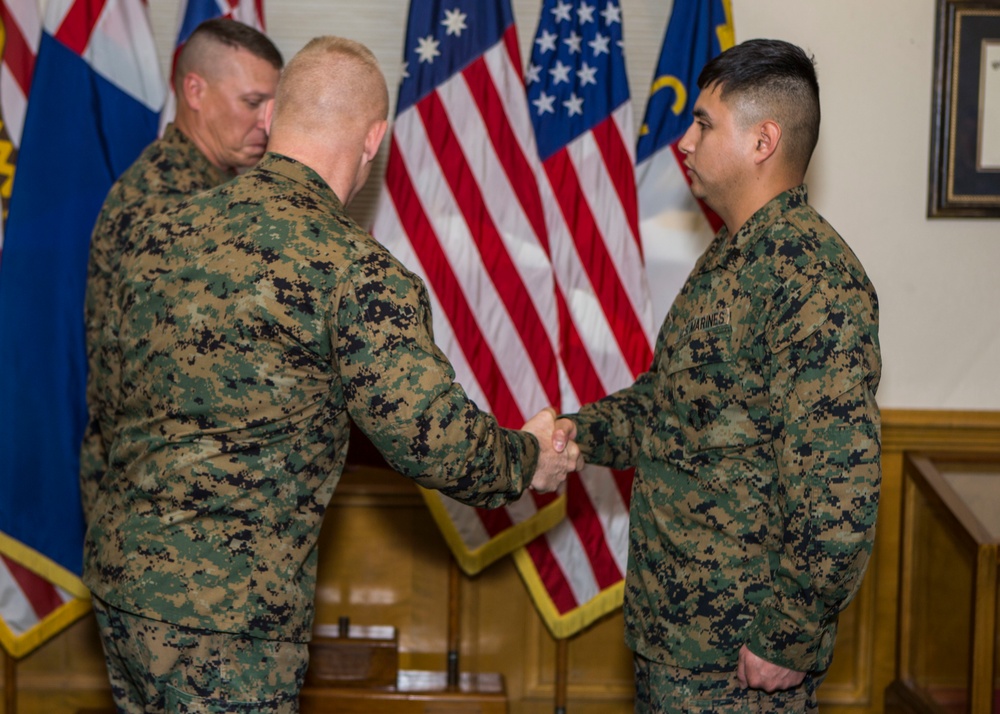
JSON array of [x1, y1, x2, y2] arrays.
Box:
[[698, 38, 820, 174], [273, 35, 388, 130], [175, 18, 283, 89]]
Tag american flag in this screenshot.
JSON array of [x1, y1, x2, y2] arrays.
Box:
[[0, 0, 163, 658], [0, 0, 40, 253], [372, 0, 568, 575], [512, 0, 655, 637], [159, 0, 266, 132], [635, 0, 732, 316]]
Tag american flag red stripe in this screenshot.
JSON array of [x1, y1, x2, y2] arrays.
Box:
[[464, 53, 549, 251], [512, 0, 653, 637], [374, 2, 567, 571], [3, 556, 63, 619], [592, 117, 642, 251], [414, 92, 559, 409], [384, 130, 525, 429], [555, 290, 604, 402], [52, 0, 105, 54], [544, 146, 651, 382], [382, 129, 564, 540], [0, 2, 36, 96]]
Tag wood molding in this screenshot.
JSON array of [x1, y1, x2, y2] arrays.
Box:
[[881, 409, 1000, 452]]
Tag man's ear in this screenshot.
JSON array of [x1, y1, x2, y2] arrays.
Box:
[[754, 120, 781, 164], [181, 72, 207, 110], [364, 119, 389, 163], [263, 98, 276, 135]]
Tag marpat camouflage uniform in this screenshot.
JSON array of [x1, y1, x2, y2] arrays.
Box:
[[92, 595, 306, 713], [83, 153, 539, 644], [569, 186, 881, 677], [81, 123, 233, 520]]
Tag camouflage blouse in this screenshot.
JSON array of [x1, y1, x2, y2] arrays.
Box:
[[83, 153, 538, 641], [571, 186, 881, 673], [82, 124, 232, 519]]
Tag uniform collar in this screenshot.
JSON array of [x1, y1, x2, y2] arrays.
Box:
[[161, 122, 234, 186], [694, 184, 809, 275], [250, 152, 346, 214]]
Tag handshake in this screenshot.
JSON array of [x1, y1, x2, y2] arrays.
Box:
[[521, 408, 582, 493]]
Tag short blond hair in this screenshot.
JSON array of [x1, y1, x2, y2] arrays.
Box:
[[272, 36, 388, 136]]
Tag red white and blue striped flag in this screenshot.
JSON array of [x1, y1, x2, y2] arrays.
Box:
[[636, 0, 733, 314], [513, 0, 655, 638], [0, 0, 40, 254], [159, 0, 266, 131], [372, 0, 568, 575], [0, 0, 163, 658]]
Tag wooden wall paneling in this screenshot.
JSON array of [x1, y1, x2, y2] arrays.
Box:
[[2, 613, 113, 714], [521, 609, 634, 710], [315, 466, 454, 672]]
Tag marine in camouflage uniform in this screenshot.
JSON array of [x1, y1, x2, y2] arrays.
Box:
[[570, 185, 880, 708], [81, 123, 233, 518], [81, 18, 283, 523], [82, 35, 579, 705], [560, 40, 880, 712], [85, 150, 542, 643]]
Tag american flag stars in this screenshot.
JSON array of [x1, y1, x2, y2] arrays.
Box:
[[409, 7, 469, 67], [527, 0, 629, 159]]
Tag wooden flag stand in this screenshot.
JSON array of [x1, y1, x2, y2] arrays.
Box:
[[555, 639, 569, 714], [4, 649, 16, 714]]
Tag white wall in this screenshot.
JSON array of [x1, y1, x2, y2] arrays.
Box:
[[143, 0, 1000, 411]]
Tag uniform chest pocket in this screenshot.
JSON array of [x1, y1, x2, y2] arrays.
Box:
[[665, 325, 770, 452]]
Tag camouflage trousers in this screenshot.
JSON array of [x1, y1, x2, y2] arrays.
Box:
[[633, 654, 821, 714], [92, 596, 308, 713]]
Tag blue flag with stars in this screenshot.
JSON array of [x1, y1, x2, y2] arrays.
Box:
[[397, 1, 512, 114], [526, 0, 630, 161]]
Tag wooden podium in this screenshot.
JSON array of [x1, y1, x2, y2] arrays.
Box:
[[300, 670, 507, 713], [300, 556, 508, 713]]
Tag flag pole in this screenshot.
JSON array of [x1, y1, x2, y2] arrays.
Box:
[[4, 647, 16, 714], [554, 638, 568, 713], [446, 556, 461, 689]]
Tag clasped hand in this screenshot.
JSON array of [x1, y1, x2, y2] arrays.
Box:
[[521, 408, 583, 492]]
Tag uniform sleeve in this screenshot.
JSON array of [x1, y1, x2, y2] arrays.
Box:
[[746, 267, 881, 671], [80, 202, 120, 521], [334, 251, 538, 508], [564, 370, 655, 470], [562, 315, 669, 468]]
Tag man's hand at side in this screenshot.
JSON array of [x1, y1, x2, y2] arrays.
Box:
[[737, 645, 805, 693]]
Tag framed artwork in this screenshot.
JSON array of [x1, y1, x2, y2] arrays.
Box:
[[928, 0, 1000, 217]]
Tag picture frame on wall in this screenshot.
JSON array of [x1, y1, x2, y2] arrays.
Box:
[[928, 0, 1000, 218]]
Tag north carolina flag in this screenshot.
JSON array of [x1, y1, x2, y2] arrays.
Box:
[[514, 0, 655, 639], [373, 0, 567, 575], [159, 0, 266, 132], [0, 0, 163, 658], [636, 0, 733, 316]]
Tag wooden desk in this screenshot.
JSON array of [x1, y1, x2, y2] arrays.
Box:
[[887, 453, 1000, 714], [300, 669, 507, 713]]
